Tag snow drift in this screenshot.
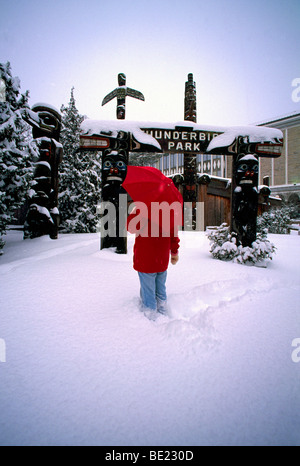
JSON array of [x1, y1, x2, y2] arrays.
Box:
[[0, 230, 299, 446]]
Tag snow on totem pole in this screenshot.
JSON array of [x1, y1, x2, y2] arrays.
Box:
[[24, 104, 63, 239]]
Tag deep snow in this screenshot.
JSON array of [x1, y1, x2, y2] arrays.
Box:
[[0, 229, 299, 446]]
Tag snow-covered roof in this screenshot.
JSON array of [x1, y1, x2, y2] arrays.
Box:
[[253, 111, 300, 126], [80, 119, 283, 154], [206, 125, 282, 152], [80, 119, 161, 151]]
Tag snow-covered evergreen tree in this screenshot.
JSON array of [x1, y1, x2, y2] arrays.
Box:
[[59, 88, 101, 232], [129, 152, 162, 167], [0, 62, 38, 253]]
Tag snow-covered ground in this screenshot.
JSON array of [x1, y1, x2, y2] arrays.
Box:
[[0, 229, 299, 446]]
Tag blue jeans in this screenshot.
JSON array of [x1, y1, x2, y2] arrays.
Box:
[[138, 271, 167, 312]]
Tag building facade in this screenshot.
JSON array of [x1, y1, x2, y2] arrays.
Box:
[[153, 152, 226, 178], [258, 112, 300, 187]]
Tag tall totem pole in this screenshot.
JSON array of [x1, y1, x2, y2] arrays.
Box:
[[100, 74, 145, 253], [100, 132, 129, 254], [24, 104, 63, 240], [231, 138, 260, 247], [183, 73, 198, 229]]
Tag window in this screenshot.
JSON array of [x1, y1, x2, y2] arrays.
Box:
[[170, 153, 177, 173], [203, 154, 211, 174], [163, 154, 169, 174]]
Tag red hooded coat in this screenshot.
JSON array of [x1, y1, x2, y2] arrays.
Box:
[[127, 211, 180, 273]]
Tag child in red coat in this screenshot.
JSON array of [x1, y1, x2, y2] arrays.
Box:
[[127, 208, 180, 318]]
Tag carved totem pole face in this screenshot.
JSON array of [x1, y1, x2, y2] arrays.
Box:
[[116, 105, 125, 119], [236, 154, 259, 189], [102, 151, 128, 185], [31, 104, 61, 140]]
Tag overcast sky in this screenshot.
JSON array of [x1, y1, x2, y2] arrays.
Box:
[[0, 0, 299, 126]]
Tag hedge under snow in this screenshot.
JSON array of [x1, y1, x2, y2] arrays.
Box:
[[207, 223, 276, 265]]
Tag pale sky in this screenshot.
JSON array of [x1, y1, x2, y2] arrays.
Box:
[[0, 0, 299, 126]]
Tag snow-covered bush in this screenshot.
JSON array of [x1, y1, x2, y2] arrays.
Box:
[[257, 206, 294, 234], [207, 223, 238, 261], [129, 152, 162, 167], [207, 223, 276, 265]]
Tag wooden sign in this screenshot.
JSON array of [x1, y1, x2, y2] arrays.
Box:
[[80, 120, 284, 158], [142, 127, 221, 153]]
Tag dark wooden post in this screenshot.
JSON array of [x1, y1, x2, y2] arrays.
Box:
[[183, 73, 197, 229]]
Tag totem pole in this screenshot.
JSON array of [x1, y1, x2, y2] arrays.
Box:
[[23, 104, 63, 239], [99, 73, 145, 253], [183, 73, 198, 229], [231, 141, 259, 246], [102, 73, 145, 119], [100, 131, 129, 254]]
